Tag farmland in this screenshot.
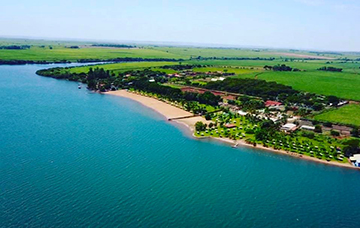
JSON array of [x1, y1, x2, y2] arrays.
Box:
[[313, 104, 360, 126], [67, 62, 179, 74], [0, 46, 183, 61], [239, 71, 360, 101]]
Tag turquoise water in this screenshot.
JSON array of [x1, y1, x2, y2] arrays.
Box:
[[1, 65, 360, 228]]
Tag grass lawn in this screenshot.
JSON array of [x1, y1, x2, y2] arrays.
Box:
[[313, 104, 360, 126]]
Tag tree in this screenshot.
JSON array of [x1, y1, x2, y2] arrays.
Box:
[[205, 113, 212, 120], [327, 96, 339, 106], [351, 127, 359, 138], [195, 121, 206, 132], [312, 103, 324, 111], [314, 125, 322, 133], [343, 139, 360, 157]]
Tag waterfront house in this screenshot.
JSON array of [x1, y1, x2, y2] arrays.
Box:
[[349, 154, 360, 167]]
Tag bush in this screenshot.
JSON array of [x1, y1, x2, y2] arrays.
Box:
[[330, 130, 340, 136]]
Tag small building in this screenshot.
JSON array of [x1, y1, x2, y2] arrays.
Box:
[[300, 125, 315, 131], [265, 100, 282, 107], [350, 154, 360, 167], [281, 123, 297, 132], [223, 95, 237, 101]]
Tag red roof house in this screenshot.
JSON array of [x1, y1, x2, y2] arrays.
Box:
[[265, 100, 282, 107]]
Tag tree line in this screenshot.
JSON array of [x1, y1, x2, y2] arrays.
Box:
[[92, 44, 136, 48], [0, 45, 30, 50], [264, 64, 300, 71], [318, 66, 343, 72]]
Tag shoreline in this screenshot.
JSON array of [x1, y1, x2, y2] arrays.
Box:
[[106, 90, 359, 170]]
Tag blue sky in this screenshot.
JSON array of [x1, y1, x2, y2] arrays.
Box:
[[1, 0, 359, 51]]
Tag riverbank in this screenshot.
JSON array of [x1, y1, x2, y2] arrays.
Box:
[[106, 90, 359, 170]]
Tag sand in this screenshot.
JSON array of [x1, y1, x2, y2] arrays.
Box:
[[106, 90, 359, 170], [107, 90, 212, 131]]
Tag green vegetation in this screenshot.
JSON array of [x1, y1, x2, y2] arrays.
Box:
[[238, 71, 360, 101], [0, 46, 182, 62], [313, 104, 360, 126], [68, 62, 178, 74], [194, 112, 347, 163]]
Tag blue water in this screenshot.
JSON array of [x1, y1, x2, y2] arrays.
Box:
[[1, 64, 360, 228]]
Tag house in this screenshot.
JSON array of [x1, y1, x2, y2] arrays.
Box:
[[223, 95, 237, 101], [281, 123, 297, 132], [265, 100, 282, 107]]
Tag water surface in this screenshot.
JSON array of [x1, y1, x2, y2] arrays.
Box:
[[1, 65, 360, 227]]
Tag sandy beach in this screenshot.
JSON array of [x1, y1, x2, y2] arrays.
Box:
[[107, 90, 359, 170], [107, 90, 212, 131]]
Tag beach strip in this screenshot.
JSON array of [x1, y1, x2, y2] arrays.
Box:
[[106, 90, 359, 170]]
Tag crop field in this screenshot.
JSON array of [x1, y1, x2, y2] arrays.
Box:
[[157, 47, 340, 59], [186, 59, 360, 71], [68, 62, 178, 74], [236, 71, 360, 101], [4, 37, 358, 62], [192, 67, 262, 74], [313, 104, 360, 126], [0, 46, 183, 61]]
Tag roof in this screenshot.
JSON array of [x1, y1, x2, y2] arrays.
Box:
[[265, 100, 282, 107], [281, 123, 297, 132], [350, 154, 360, 162], [301, 125, 315, 130], [224, 124, 237, 128], [238, 110, 247, 116]]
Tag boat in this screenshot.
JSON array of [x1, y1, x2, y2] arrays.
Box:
[[78, 84, 81, 89]]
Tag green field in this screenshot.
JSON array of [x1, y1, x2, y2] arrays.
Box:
[[68, 62, 178, 74], [313, 104, 360, 126], [2, 38, 360, 101], [0, 46, 183, 61], [237, 71, 360, 101], [4, 37, 358, 62], [158, 47, 342, 59], [192, 67, 262, 74]]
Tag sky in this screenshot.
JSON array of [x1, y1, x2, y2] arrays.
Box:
[[1, 0, 359, 51]]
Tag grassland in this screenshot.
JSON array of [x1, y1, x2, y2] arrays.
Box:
[[313, 104, 360, 126]]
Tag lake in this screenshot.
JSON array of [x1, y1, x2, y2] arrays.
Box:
[[1, 64, 360, 227]]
